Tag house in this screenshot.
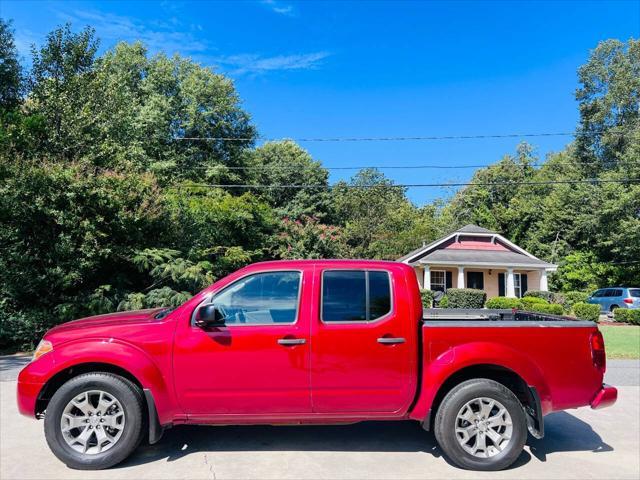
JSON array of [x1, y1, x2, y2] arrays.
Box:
[[397, 224, 557, 298]]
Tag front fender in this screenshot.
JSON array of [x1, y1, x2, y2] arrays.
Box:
[[409, 341, 552, 421], [44, 338, 179, 424]]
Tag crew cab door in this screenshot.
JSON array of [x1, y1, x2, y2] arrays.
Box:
[[310, 268, 417, 414], [172, 269, 311, 416]]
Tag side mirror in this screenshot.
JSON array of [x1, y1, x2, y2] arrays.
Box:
[[195, 304, 225, 329]]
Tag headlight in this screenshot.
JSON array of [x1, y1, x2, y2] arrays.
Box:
[[33, 339, 53, 361]]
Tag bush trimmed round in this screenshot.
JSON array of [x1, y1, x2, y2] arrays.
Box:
[[485, 297, 523, 309], [445, 288, 486, 309], [572, 302, 601, 322]]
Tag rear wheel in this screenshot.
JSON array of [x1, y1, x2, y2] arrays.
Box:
[[434, 378, 527, 471], [44, 373, 144, 470]]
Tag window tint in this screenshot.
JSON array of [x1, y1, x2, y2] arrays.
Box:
[[613, 289, 623, 297], [592, 289, 605, 298], [629, 289, 640, 298], [604, 289, 616, 297], [322, 270, 392, 322], [322, 271, 366, 321], [369, 271, 392, 320], [211, 271, 300, 324]]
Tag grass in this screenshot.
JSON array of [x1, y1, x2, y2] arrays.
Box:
[[600, 324, 640, 359]]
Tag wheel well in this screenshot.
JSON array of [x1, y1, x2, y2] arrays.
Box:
[[426, 364, 536, 430], [35, 362, 144, 418]]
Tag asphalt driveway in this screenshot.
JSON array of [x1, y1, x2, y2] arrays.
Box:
[[1, 355, 638, 480]]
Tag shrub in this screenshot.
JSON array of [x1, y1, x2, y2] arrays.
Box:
[[485, 297, 523, 309], [560, 291, 590, 311], [528, 303, 564, 315], [524, 290, 556, 303], [420, 289, 435, 309], [439, 295, 449, 308], [520, 296, 549, 309], [613, 308, 640, 325], [445, 288, 486, 309], [573, 302, 601, 322]]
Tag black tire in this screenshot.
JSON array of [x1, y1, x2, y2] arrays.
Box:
[[44, 372, 145, 470], [434, 378, 527, 471]]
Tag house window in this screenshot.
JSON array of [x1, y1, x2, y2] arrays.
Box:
[[514, 273, 522, 298], [431, 270, 446, 292]]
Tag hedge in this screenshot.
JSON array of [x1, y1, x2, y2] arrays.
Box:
[[439, 295, 449, 308], [520, 296, 549, 309], [561, 291, 590, 310], [613, 308, 640, 325], [485, 297, 523, 309], [445, 288, 486, 308], [420, 289, 435, 308], [524, 290, 556, 303], [528, 303, 564, 315], [572, 302, 601, 322]]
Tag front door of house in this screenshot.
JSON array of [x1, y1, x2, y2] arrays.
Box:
[[467, 271, 484, 290]]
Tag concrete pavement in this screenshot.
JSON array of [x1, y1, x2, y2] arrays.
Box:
[[1, 356, 639, 479]]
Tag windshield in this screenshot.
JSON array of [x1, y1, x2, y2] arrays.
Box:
[[154, 308, 175, 319]]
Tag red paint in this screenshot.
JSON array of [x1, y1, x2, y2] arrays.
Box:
[[443, 238, 509, 251], [590, 384, 618, 409], [17, 259, 615, 428]]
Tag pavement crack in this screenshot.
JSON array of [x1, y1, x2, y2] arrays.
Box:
[[203, 453, 217, 480]]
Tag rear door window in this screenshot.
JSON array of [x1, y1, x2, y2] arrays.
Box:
[[322, 270, 392, 322]]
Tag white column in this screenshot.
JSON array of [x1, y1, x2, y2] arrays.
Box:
[[506, 268, 516, 298], [457, 266, 465, 288], [423, 266, 431, 290], [539, 269, 548, 292]]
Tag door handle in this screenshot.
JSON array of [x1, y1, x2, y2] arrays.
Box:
[[377, 337, 406, 345], [277, 338, 306, 346]]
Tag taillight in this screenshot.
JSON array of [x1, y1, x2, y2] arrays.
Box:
[[623, 298, 633, 304], [590, 331, 606, 372]]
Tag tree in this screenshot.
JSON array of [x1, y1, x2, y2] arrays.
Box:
[[0, 18, 22, 110], [333, 168, 421, 259], [575, 39, 640, 169], [247, 140, 333, 219], [275, 215, 348, 259], [28, 24, 99, 160]]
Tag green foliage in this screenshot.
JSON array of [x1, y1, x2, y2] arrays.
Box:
[[527, 303, 564, 315], [248, 141, 333, 219], [613, 308, 640, 326], [438, 295, 449, 308], [572, 302, 602, 322], [485, 297, 523, 309], [520, 296, 549, 309], [523, 290, 556, 303], [0, 19, 22, 110], [561, 291, 590, 310], [275, 215, 348, 259], [420, 289, 435, 308], [445, 288, 486, 309]]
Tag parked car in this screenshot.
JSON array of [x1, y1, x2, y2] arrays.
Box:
[[587, 287, 640, 313], [18, 260, 617, 471]]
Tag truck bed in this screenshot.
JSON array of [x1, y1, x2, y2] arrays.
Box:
[[423, 308, 594, 326]]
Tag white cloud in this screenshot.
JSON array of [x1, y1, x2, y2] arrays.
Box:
[[214, 51, 330, 75], [56, 9, 208, 55], [261, 0, 295, 16]]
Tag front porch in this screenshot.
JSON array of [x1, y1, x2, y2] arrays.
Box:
[[413, 264, 549, 298]]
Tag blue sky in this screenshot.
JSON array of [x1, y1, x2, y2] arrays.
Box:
[[3, 0, 639, 204]]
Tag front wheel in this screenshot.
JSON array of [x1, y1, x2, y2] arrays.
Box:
[[44, 373, 144, 469], [434, 378, 527, 471]]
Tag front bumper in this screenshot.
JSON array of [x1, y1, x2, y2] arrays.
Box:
[[590, 384, 618, 410]]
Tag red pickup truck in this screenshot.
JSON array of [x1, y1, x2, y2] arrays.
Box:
[[17, 260, 617, 471]]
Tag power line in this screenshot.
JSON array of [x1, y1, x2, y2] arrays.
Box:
[[177, 158, 640, 172], [175, 130, 627, 143], [173, 178, 640, 190]]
